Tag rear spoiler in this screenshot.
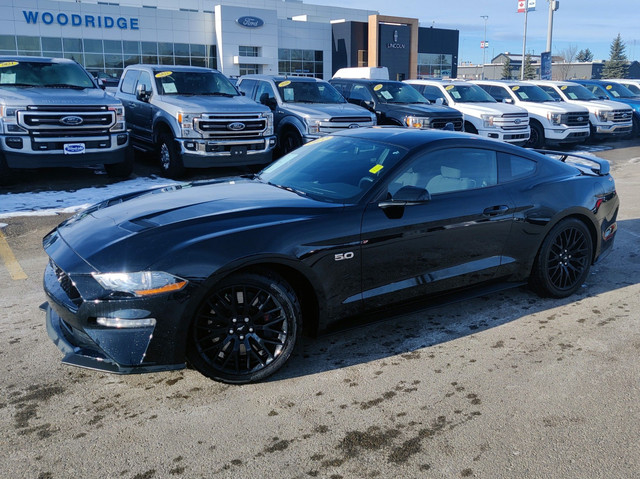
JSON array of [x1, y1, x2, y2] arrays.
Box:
[[533, 149, 610, 176]]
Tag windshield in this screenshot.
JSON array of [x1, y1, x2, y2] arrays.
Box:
[[622, 83, 640, 95], [369, 82, 429, 104], [600, 82, 637, 99], [154, 70, 238, 96], [557, 84, 598, 101], [258, 135, 407, 203], [511, 85, 554, 103], [0, 59, 95, 88], [443, 84, 496, 103], [275, 80, 345, 103]]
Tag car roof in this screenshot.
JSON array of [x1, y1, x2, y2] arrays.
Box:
[[0, 56, 76, 64], [241, 75, 324, 83], [126, 64, 221, 74], [330, 78, 404, 85]]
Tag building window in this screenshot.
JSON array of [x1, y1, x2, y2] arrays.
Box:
[[278, 49, 323, 78], [239, 46, 260, 57], [417, 53, 453, 79], [357, 50, 368, 67], [239, 64, 260, 75]]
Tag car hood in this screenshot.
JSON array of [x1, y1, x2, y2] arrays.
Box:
[[452, 102, 526, 116], [517, 101, 589, 116], [0, 87, 121, 105], [156, 94, 270, 113], [378, 103, 462, 118], [48, 179, 339, 272], [563, 98, 632, 111], [282, 102, 374, 119]]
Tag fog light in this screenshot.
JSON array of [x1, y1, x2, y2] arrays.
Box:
[[5, 137, 23, 149], [116, 133, 128, 146], [488, 133, 499, 138], [184, 141, 197, 151], [269, 137, 276, 146], [97, 317, 157, 328]]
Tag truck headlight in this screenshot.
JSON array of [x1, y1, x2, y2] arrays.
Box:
[[305, 117, 322, 135], [405, 116, 431, 129], [0, 105, 25, 134], [547, 112, 563, 125], [92, 271, 188, 297], [481, 114, 497, 128], [178, 112, 202, 138], [109, 105, 126, 132], [596, 110, 614, 122], [263, 111, 274, 136]]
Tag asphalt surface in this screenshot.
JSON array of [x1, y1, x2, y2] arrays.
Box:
[[1, 138, 639, 479]]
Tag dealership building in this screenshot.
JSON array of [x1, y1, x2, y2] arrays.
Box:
[[0, 0, 459, 81]]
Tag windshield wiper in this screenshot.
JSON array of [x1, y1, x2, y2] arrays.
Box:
[[266, 181, 307, 197], [199, 92, 236, 97], [44, 83, 87, 90], [0, 82, 36, 87]]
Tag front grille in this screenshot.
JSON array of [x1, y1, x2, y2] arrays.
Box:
[[318, 117, 375, 134], [565, 112, 589, 127], [51, 261, 82, 305], [431, 117, 464, 131], [17, 106, 116, 136], [31, 138, 111, 151], [329, 116, 372, 123], [612, 110, 632, 123], [195, 113, 267, 137]]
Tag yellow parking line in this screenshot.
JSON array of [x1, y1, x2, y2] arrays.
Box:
[[0, 229, 27, 280]]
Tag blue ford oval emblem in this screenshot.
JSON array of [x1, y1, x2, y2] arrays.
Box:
[[60, 115, 83, 126], [228, 122, 246, 131], [236, 16, 264, 28], [577, 116, 584, 122], [348, 124, 360, 129]]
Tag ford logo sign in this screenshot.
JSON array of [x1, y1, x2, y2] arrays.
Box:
[[514, 118, 521, 124], [228, 122, 246, 131], [60, 115, 83, 126], [577, 116, 584, 122], [348, 124, 360, 129], [236, 16, 264, 28]]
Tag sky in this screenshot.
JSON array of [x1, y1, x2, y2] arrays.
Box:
[[313, 0, 639, 65]]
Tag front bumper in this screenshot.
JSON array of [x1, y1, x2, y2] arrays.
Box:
[[479, 128, 530, 144], [544, 126, 590, 143], [594, 123, 632, 136], [178, 135, 276, 167]]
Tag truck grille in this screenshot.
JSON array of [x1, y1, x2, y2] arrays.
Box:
[[431, 117, 464, 131], [17, 105, 116, 136], [565, 112, 589, 127], [612, 109, 633, 123], [51, 261, 82, 306], [318, 116, 375, 133], [195, 113, 267, 138], [496, 112, 529, 131]]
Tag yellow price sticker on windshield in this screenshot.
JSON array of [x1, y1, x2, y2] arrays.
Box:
[[560, 85, 567, 90], [155, 71, 172, 78], [511, 85, 520, 91], [278, 80, 291, 87], [0, 61, 18, 68], [369, 164, 384, 174], [373, 84, 383, 91], [606, 84, 613, 90], [445, 85, 455, 90]]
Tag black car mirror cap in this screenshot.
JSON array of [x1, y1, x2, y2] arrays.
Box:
[[136, 84, 150, 102], [379, 185, 431, 208]]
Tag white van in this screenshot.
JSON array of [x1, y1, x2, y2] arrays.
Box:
[[332, 66, 389, 80], [405, 79, 530, 145]]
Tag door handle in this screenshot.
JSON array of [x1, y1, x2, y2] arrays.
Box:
[[483, 205, 509, 216]]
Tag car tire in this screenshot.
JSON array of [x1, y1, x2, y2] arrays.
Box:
[[104, 146, 134, 178], [0, 151, 12, 186], [280, 130, 302, 156], [187, 270, 301, 384], [632, 116, 640, 137], [529, 218, 593, 298], [158, 131, 185, 179], [526, 121, 545, 149]]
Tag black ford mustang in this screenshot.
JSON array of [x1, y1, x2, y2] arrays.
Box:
[[43, 128, 619, 384]]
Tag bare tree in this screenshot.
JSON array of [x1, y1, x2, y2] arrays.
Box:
[[554, 44, 578, 80]]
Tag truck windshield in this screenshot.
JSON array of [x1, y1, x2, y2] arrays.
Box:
[[510, 85, 554, 103], [276, 80, 346, 103], [369, 82, 429, 104], [444, 84, 496, 103], [558, 85, 598, 101], [599, 82, 637, 99], [154, 70, 239, 96], [0, 60, 95, 89]]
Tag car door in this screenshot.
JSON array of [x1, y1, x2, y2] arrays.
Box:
[[254, 80, 283, 125], [118, 69, 140, 138], [359, 146, 515, 309], [131, 71, 154, 144]]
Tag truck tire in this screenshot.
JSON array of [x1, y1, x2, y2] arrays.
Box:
[[0, 151, 12, 186], [525, 121, 545, 149], [104, 146, 134, 178], [280, 130, 302, 156], [158, 131, 185, 179]]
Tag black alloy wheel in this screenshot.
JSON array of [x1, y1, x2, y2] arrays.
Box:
[[530, 218, 593, 298], [526, 121, 545, 149], [158, 131, 185, 179], [280, 130, 302, 156], [187, 271, 301, 384]]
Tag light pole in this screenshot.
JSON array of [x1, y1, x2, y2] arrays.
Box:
[[481, 15, 488, 79]]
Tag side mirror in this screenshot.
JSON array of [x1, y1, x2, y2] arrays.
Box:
[[136, 83, 150, 102], [96, 78, 106, 90], [434, 97, 446, 106], [379, 185, 431, 208], [502, 98, 514, 104]]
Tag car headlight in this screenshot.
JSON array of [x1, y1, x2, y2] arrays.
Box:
[[304, 117, 323, 135], [178, 112, 202, 138], [0, 105, 25, 134], [547, 112, 563, 125], [405, 116, 431, 129], [596, 110, 614, 122], [481, 114, 496, 128], [109, 105, 126, 132], [92, 271, 188, 297], [263, 111, 274, 136]]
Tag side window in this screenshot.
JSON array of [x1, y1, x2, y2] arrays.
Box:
[[349, 84, 374, 102], [237, 79, 256, 98], [488, 86, 510, 102], [136, 71, 152, 93], [331, 81, 347, 97], [539, 85, 561, 100], [498, 152, 537, 182], [420, 85, 446, 103], [120, 70, 139, 94], [255, 80, 277, 104], [387, 148, 498, 196]]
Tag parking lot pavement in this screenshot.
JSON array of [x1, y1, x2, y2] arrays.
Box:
[[1, 140, 639, 478]]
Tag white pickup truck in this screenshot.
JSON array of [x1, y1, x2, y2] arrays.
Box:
[[473, 80, 590, 148], [530, 80, 633, 140], [405, 79, 530, 145]]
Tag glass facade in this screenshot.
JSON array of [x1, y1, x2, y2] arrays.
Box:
[[417, 53, 453, 79], [278, 48, 323, 78], [0, 34, 217, 78]]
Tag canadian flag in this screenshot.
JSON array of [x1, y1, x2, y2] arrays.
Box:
[[517, 0, 526, 12]]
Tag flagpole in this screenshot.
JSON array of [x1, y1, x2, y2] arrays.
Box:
[[520, 2, 528, 80]]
